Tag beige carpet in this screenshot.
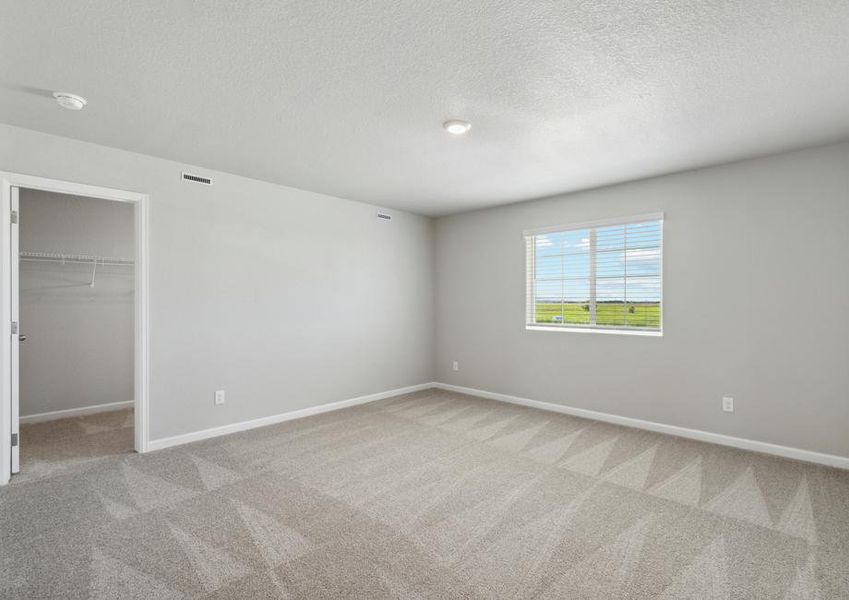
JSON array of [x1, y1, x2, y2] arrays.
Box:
[[1, 389, 847, 598], [13, 407, 134, 485]]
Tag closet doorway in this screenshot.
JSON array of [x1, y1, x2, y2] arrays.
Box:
[[1, 174, 149, 485]]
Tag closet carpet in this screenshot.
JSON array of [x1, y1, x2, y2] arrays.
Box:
[[13, 407, 134, 484], [1, 390, 847, 598]]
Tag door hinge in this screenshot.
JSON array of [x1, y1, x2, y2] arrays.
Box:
[[11, 321, 18, 335], [10, 210, 18, 224], [11, 433, 18, 447]]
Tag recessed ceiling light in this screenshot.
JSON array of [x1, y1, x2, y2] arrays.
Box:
[[443, 119, 471, 135], [53, 92, 87, 111]]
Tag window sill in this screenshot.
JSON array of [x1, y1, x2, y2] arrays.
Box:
[[525, 325, 663, 337]]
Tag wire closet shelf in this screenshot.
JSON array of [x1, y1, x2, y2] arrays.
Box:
[[19, 251, 135, 287], [19, 251, 134, 267]]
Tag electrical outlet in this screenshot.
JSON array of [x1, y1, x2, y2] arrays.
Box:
[[452, 361, 459, 371], [214, 390, 226, 406], [722, 396, 734, 412]]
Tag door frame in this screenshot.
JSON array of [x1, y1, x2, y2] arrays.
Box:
[[0, 172, 150, 485]]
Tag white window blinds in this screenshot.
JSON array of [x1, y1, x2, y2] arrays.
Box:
[[525, 214, 663, 333]]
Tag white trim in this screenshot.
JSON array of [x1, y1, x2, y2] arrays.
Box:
[[147, 383, 434, 452], [432, 382, 849, 470], [133, 188, 151, 454], [0, 180, 10, 485], [20, 401, 133, 424], [523, 212, 664, 236], [1, 173, 145, 204], [9, 187, 19, 473], [0, 172, 150, 485], [525, 325, 663, 336]]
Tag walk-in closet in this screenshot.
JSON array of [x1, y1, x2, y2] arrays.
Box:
[[16, 189, 135, 479]]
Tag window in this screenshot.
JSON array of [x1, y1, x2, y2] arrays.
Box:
[[525, 214, 663, 334]]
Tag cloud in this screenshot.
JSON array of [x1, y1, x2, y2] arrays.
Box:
[[535, 234, 553, 248], [625, 247, 660, 262]]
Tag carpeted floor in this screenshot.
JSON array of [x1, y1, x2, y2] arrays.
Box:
[[13, 407, 135, 485], [1, 389, 847, 599]]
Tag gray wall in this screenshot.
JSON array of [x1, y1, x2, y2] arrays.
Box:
[[435, 143, 849, 458], [4, 122, 847, 459], [19, 190, 134, 416], [1, 123, 434, 441]]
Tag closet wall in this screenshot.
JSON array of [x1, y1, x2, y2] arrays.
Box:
[[19, 190, 134, 418]]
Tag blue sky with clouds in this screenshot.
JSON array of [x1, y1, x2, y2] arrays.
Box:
[[533, 220, 661, 303]]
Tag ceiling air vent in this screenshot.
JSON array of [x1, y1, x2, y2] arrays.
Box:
[[181, 172, 212, 185]]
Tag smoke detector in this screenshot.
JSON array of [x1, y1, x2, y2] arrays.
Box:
[[53, 92, 87, 111]]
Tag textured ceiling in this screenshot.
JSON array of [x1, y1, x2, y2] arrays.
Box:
[[2, 1, 849, 216]]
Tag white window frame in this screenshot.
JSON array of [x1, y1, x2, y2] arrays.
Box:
[[524, 213, 663, 336]]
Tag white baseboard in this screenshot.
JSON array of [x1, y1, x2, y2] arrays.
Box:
[[20, 400, 134, 424], [433, 382, 849, 470], [147, 383, 435, 452]]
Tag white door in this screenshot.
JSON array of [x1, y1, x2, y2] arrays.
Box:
[[9, 186, 20, 474]]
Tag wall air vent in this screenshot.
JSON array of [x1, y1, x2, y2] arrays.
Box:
[[376, 211, 392, 221], [181, 172, 212, 185]]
